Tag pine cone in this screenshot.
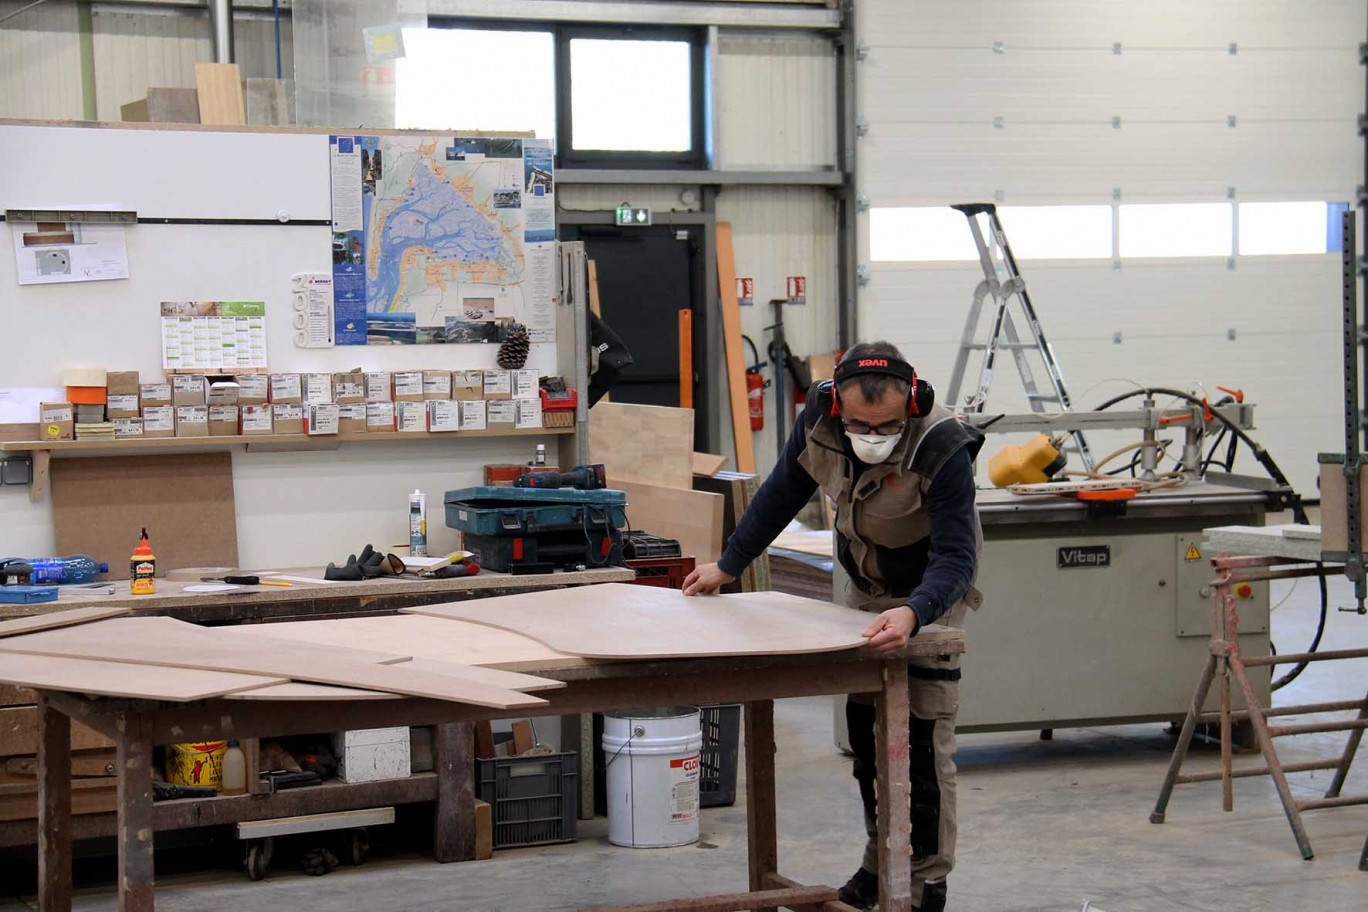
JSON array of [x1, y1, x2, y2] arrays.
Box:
[[498, 323, 530, 369]]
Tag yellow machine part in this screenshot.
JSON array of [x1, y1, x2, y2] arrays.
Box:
[[988, 434, 1064, 488]]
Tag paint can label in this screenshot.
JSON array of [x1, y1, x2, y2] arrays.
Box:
[[668, 754, 700, 823]]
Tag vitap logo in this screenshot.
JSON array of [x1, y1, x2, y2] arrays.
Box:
[[1057, 545, 1111, 569]]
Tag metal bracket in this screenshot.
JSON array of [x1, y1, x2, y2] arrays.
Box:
[[856, 264, 871, 287], [5, 208, 137, 224], [1111, 115, 1122, 129], [1228, 42, 1238, 56], [1227, 114, 1238, 128], [855, 40, 868, 62], [992, 115, 1004, 129], [1112, 42, 1122, 55], [854, 116, 869, 138], [855, 192, 870, 213]]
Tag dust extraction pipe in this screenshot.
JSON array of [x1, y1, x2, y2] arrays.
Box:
[[209, 0, 234, 63]]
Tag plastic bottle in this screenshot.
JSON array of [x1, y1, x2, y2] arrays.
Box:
[[409, 489, 428, 558], [220, 739, 246, 796], [25, 556, 108, 585], [129, 529, 156, 595], [533, 443, 547, 467]]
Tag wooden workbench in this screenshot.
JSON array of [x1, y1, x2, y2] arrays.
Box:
[[0, 566, 636, 623], [29, 633, 963, 912]]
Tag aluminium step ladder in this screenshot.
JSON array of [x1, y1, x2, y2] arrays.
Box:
[[944, 202, 1095, 471]]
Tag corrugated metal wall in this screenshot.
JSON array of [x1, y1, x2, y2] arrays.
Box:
[[856, 0, 1362, 494], [0, 0, 84, 120]]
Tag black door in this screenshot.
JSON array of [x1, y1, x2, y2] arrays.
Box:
[[559, 223, 708, 441]]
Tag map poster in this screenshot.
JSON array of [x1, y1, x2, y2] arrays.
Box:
[[329, 135, 376, 346], [328, 133, 557, 345]]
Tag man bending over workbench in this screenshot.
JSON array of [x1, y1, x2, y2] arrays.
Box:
[[683, 341, 983, 912]]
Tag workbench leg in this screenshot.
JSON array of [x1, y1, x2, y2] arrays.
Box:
[[37, 696, 71, 912], [560, 713, 596, 820], [744, 699, 778, 893], [433, 722, 476, 863], [1151, 652, 1217, 824], [876, 663, 912, 912], [1219, 657, 1233, 812], [116, 713, 155, 912]]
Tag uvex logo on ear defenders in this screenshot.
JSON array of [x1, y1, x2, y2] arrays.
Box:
[[830, 354, 935, 417]]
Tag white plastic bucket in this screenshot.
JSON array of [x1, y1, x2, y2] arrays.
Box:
[[602, 706, 703, 848]]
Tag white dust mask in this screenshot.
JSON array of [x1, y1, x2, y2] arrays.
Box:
[[846, 431, 900, 464]]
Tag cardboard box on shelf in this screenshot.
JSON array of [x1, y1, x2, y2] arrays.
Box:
[[393, 371, 424, 402], [171, 375, 207, 407], [141, 406, 174, 438], [206, 381, 239, 407], [427, 399, 460, 433], [139, 382, 172, 407], [366, 401, 396, 433], [105, 393, 140, 419], [234, 374, 269, 406], [270, 373, 302, 404], [38, 403, 74, 441], [338, 403, 368, 435], [306, 403, 340, 435], [422, 370, 452, 400], [333, 370, 365, 404], [175, 406, 209, 437], [486, 399, 516, 428], [208, 405, 239, 436], [303, 373, 333, 405], [113, 417, 143, 439], [365, 371, 392, 403], [453, 370, 484, 400], [240, 405, 273, 435], [458, 399, 487, 431], [396, 401, 427, 433], [513, 370, 539, 400], [106, 371, 140, 397], [272, 403, 305, 435], [483, 370, 512, 400], [515, 397, 542, 430]]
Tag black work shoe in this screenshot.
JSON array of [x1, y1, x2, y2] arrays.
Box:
[[837, 867, 879, 910]]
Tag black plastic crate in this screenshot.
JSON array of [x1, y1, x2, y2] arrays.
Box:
[[476, 752, 579, 849], [699, 704, 741, 808], [623, 531, 682, 560]]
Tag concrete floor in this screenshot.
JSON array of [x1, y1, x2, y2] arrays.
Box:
[[3, 576, 1367, 911]]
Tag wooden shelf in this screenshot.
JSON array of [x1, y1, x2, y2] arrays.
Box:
[[0, 425, 574, 454]]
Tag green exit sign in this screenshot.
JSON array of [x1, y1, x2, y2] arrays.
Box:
[[615, 206, 653, 227]]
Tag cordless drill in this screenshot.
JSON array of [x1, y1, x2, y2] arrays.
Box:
[[512, 463, 607, 490]]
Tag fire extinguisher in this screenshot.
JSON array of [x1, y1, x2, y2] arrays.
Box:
[[742, 335, 769, 432]]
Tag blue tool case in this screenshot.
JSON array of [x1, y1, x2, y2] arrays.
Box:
[[443, 486, 628, 536]]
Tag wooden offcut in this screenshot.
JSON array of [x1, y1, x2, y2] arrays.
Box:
[[0, 653, 282, 702], [715, 223, 756, 473], [613, 479, 724, 563], [0, 706, 113, 756], [194, 62, 246, 125], [0, 606, 130, 638], [51, 453, 239, 581], [120, 87, 200, 124], [243, 77, 293, 126], [0, 617, 550, 709], [225, 682, 399, 701], [590, 401, 694, 490], [407, 582, 961, 660], [691, 452, 728, 477]]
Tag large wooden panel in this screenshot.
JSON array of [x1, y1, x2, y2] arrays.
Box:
[[715, 223, 755, 474], [0, 617, 550, 709], [589, 402, 694, 490], [52, 453, 238, 581], [225, 682, 400, 702], [614, 479, 724, 563], [406, 582, 960, 659], [194, 62, 245, 126], [0, 607, 130, 639], [228, 615, 581, 672], [0, 653, 280, 702]]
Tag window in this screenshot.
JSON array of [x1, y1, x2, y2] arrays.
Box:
[[1238, 201, 1341, 256], [558, 28, 706, 168], [396, 28, 557, 141], [1119, 203, 1232, 258], [870, 208, 978, 262], [870, 205, 1111, 262], [996, 206, 1113, 259]]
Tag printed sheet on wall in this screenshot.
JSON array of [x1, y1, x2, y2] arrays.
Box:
[[328, 134, 556, 347]]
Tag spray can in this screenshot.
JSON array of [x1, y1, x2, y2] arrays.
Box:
[[409, 489, 428, 558], [130, 528, 156, 595]]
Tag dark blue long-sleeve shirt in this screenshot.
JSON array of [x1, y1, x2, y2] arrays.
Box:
[[717, 413, 978, 628]]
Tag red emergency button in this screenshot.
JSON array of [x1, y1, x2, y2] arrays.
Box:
[[1235, 582, 1254, 600]]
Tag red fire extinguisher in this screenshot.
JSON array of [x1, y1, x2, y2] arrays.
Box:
[[743, 335, 769, 432]]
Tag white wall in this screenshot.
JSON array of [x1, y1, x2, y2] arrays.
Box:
[[0, 0, 83, 120], [855, 0, 1362, 496]]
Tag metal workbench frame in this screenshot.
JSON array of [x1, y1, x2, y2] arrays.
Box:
[[29, 639, 963, 912]]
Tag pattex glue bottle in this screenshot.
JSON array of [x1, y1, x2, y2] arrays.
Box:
[[130, 528, 156, 595]]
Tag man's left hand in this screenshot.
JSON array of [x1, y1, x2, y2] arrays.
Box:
[[861, 606, 920, 655]]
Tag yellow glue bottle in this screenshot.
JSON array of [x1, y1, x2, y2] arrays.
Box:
[[130, 528, 156, 595]]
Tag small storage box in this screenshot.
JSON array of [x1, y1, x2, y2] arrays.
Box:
[[331, 727, 411, 784]]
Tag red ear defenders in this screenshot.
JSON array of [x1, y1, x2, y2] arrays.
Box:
[[830, 355, 935, 417]]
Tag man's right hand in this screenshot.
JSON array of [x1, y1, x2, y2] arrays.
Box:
[[682, 562, 736, 596]]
